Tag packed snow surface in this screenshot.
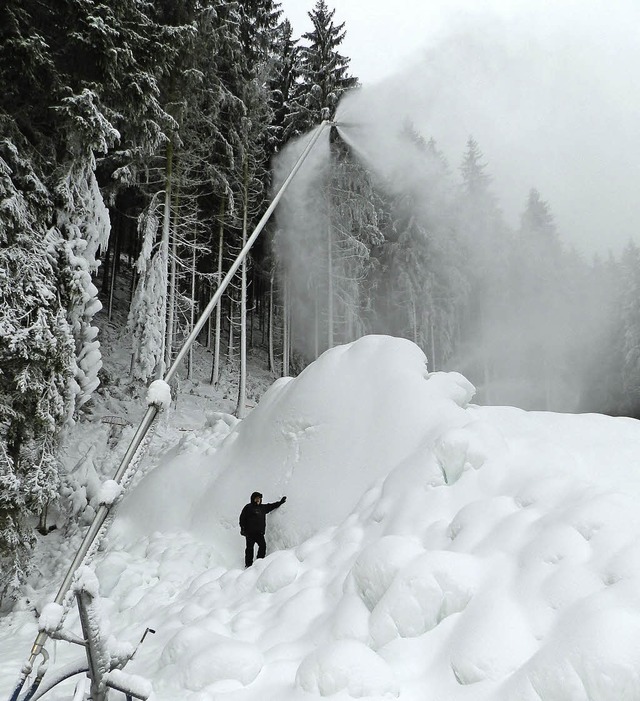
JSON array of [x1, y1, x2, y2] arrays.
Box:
[[3, 335, 640, 701]]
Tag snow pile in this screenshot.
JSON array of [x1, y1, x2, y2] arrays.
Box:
[[3, 335, 640, 701], [37, 602, 65, 634], [146, 379, 172, 411], [98, 479, 123, 506], [114, 335, 475, 556]]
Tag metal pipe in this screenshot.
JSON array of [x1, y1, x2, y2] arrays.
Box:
[[29, 661, 89, 701], [13, 119, 332, 690], [76, 589, 108, 701], [26, 404, 158, 666]]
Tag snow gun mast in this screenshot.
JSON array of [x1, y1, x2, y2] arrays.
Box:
[[7, 120, 335, 701]]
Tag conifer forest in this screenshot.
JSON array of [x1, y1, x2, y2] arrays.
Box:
[[1, 0, 639, 592]]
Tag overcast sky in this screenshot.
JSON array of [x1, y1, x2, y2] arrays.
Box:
[[279, 0, 640, 256]]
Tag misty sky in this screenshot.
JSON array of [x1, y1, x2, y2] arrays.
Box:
[[280, 0, 640, 256]]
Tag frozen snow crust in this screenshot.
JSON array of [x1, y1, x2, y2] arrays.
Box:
[[5, 335, 640, 700]]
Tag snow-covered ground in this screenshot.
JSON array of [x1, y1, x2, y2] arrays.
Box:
[[2, 334, 640, 700]]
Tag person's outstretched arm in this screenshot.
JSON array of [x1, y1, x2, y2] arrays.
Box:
[[263, 496, 287, 513]]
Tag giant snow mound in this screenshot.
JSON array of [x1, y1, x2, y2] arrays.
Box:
[[16, 335, 640, 701], [113, 334, 475, 557]]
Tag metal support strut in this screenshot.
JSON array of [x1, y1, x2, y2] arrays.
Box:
[[7, 119, 333, 701]]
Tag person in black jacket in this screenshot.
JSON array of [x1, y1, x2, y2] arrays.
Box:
[[239, 491, 287, 567]]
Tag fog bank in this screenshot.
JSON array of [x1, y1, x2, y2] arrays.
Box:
[[289, 0, 640, 254]]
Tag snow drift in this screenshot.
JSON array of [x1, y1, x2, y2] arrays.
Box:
[[113, 335, 475, 558], [4, 334, 640, 701]]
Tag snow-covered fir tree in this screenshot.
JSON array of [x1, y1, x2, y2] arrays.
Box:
[[504, 188, 575, 409], [269, 19, 302, 153], [324, 130, 384, 347], [453, 136, 509, 403], [285, 0, 358, 140], [51, 89, 119, 408], [374, 123, 466, 369], [0, 138, 75, 595]]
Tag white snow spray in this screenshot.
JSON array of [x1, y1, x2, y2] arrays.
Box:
[[273, 1, 640, 411]]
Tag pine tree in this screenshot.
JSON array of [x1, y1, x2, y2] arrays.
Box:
[[383, 203, 432, 345], [185, 0, 247, 385], [1, 0, 179, 403], [0, 138, 75, 594], [51, 89, 119, 408], [0, 0, 198, 594], [128, 195, 166, 382], [520, 188, 557, 242], [325, 131, 384, 346], [578, 253, 624, 413], [454, 136, 509, 402], [269, 19, 302, 152], [505, 188, 574, 409], [234, 0, 280, 410], [376, 123, 464, 368], [285, 0, 358, 140], [126, 0, 202, 380]]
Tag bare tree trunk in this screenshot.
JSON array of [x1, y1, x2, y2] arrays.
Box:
[[207, 279, 213, 349], [236, 161, 248, 419], [314, 291, 319, 359], [228, 295, 235, 362], [261, 273, 267, 347], [544, 352, 551, 410], [165, 228, 177, 370], [268, 270, 276, 374], [327, 223, 334, 349], [101, 225, 113, 295], [430, 316, 436, 371], [159, 140, 173, 379], [288, 287, 293, 370], [348, 303, 355, 343], [37, 501, 49, 535], [187, 227, 196, 380], [411, 297, 417, 345], [129, 263, 137, 307], [479, 306, 492, 404], [210, 200, 225, 385], [107, 224, 119, 322], [282, 273, 290, 376], [249, 301, 254, 350], [165, 171, 180, 371]]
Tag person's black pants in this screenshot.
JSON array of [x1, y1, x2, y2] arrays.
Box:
[[245, 533, 266, 567]]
